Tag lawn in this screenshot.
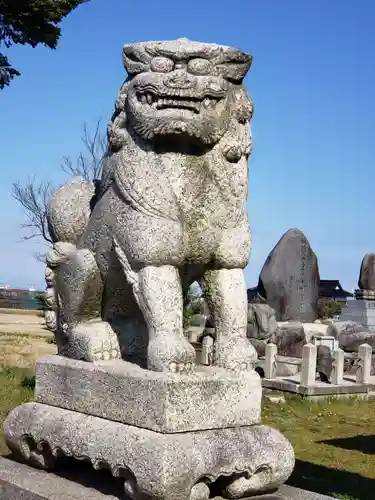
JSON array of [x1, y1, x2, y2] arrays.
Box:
[[0, 369, 374, 500], [263, 395, 375, 500]]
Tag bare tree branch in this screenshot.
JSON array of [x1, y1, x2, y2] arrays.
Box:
[[12, 178, 54, 245], [61, 119, 107, 182], [12, 120, 108, 258]]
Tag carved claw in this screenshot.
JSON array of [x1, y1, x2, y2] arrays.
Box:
[[65, 320, 121, 362], [148, 336, 196, 373], [214, 337, 257, 372], [168, 361, 195, 374]]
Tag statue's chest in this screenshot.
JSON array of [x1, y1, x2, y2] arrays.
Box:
[[168, 156, 248, 228]]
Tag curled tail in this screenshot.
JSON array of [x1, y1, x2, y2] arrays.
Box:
[[44, 177, 96, 333]]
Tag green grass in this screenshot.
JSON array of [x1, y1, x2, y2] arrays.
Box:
[[263, 394, 375, 500], [0, 367, 34, 455], [0, 370, 374, 499]]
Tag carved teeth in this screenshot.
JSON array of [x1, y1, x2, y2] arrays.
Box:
[[138, 91, 220, 113]]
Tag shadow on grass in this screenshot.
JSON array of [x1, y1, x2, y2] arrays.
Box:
[[318, 435, 375, 455], [289, 459, 375, 499]]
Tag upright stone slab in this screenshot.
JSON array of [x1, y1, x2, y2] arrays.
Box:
[[358, 253, 375, 291], [341, 252, 375, 327], [258, 229, 320, 322], [3, 39, 295, 500]]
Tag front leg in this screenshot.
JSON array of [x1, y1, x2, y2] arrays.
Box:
[[138, 265, 196, 373], [114, 242, 195, 373], [201, 269, 257, 371]]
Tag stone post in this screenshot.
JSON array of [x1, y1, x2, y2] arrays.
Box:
[[201, 336, 214, 366], [264, 343, 277, 379], [356, 343, 372, 384], [331, 348, 344, 385], [300, 343, 317, 387]]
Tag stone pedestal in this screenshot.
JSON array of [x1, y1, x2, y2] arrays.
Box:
[[0, 457, 335, 500], [3, 355, 295, 500], [340, 299, 375, 327]]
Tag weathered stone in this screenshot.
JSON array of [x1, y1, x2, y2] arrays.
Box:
[[247, 302, 278, 340], [0, 456, 335, 500], [4, 403, 295, 500], [35, 355, 262, 433], [316, 345, 332, 382], [302, 323, 329, 343], [331, 348, 344, 385], [300, 343, 317, 387], [258, 229, 320, 322], [2, 39, 296, 500], [271, 322, 307, 357], [358, 252, 375, 290], [327, 321, 375, 352], [45, 38, 256, 374], [249, 338, 269, 357]]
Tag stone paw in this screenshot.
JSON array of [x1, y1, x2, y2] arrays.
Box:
[[66, 320, 121, 362], [223, 467, 272, 499], [214, 337, 257, 372], [148, 335, 196, 373], [190, 482, 210, 500]]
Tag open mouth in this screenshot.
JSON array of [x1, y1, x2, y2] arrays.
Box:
[[136, 92, 221, 114]]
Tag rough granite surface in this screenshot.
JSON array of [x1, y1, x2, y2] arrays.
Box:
[[3, 403, 295, 500], [45, 38, 256, 374], [0, 457, 335, 500], [358, 252, 375, 290], [35, 355, 262, 432], [258, 229, 320, 323]]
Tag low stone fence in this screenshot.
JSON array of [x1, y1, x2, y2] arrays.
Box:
[[263, 342, 372, 386]]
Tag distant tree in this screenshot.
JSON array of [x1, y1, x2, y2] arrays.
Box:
[[183, 285, 203, 330], [12, 120, 107, 256], [0, 0, 88, 89], [317, 299, 343, 320]]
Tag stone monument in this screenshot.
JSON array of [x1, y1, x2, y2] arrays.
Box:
[[2, 38, 318, 500], [258, 228, 320, 323], [341, 253, 375, 327]]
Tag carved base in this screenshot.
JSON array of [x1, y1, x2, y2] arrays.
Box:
[[4, 402, 295, 500]]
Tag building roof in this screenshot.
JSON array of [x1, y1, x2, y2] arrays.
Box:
[[319, 280, 353, 299], [247, 280, 353, 302]]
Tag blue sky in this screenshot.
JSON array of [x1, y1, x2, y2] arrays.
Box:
[[1, 0, 374, 291]]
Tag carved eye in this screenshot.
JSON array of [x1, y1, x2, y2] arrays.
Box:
[[150, 57, 174, 73], [187, 58, 214, 75]]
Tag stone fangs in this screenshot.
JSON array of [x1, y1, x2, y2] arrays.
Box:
[[136, 92, 220, 112]]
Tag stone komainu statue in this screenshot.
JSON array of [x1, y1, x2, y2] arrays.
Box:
[[46, 39, 256, 373]]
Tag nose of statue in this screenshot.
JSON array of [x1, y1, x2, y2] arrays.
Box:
[[163, 70, 195, 89]]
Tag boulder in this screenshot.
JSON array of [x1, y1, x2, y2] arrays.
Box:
[[358, 253, 375, 290], [258, 228, 320, 322], [316, 345, 332, 382], [302, 322, 329, 343], [247, 302, 277, 340], [327, 321, 375, 352], [271, 322, 307, 357], [249, 338, 268, 357]]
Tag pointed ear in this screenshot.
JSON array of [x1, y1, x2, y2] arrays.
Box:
[[215, 51, 252, 83], [122, 43, 153, 76]]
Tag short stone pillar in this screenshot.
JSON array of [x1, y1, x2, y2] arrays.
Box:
[[356, 343, 372, 384], [300, 343, 317, 387], [264, 343, 277, 379], [331, 348, 344, 385], [201, 335, 214, 365]]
